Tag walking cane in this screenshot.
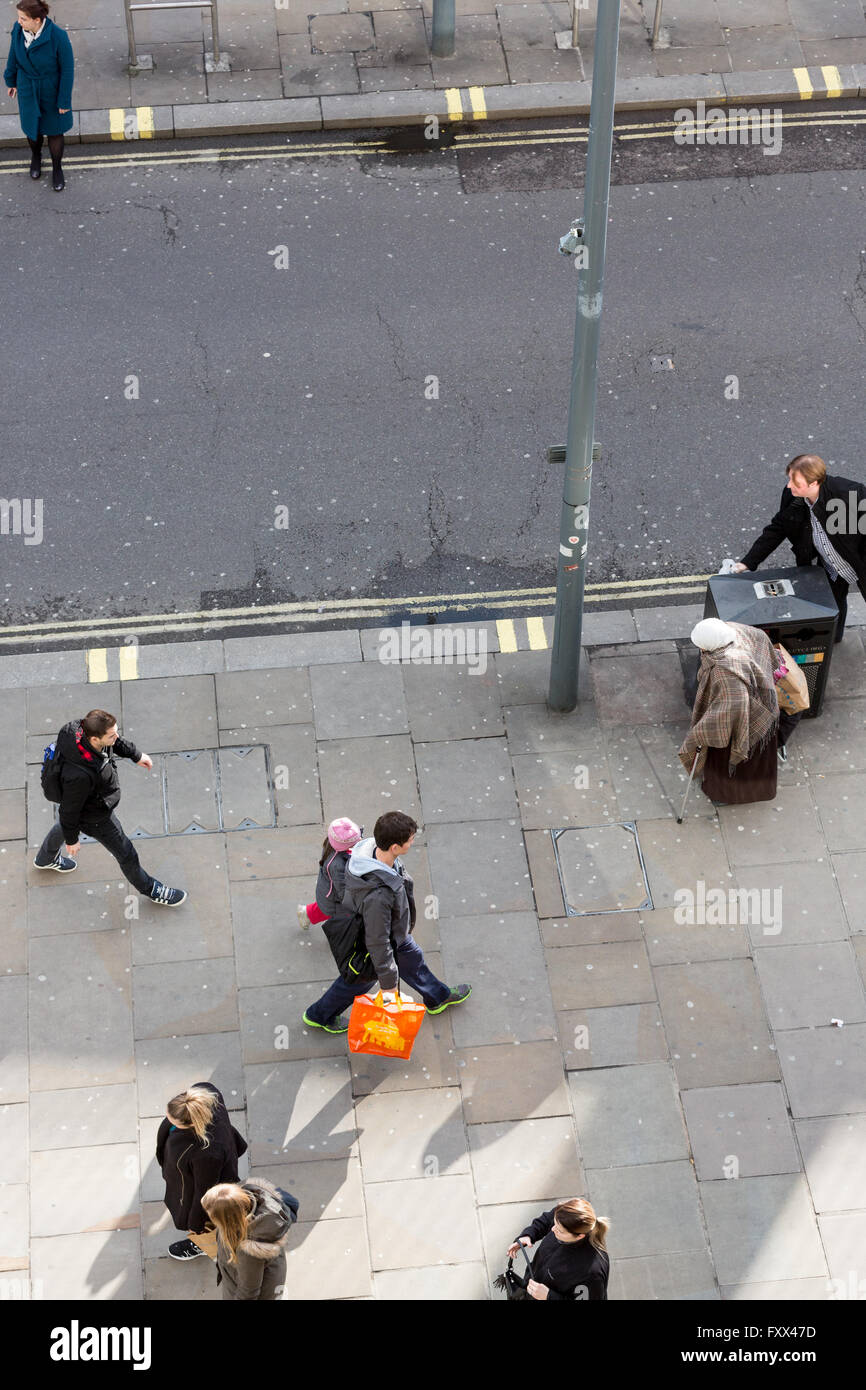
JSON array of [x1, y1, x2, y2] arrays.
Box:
[[677, 749, 701, 824]]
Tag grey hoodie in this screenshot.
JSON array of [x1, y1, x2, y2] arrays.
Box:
[[215, 1177, 292, 1301], [342, 836, 417, 991]]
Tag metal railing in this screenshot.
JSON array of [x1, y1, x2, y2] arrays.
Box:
[[568, 0, 663, 52], [124, 0, 221, 69]]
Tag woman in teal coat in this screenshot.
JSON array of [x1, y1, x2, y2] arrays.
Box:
[[4, 1, 73, 190]]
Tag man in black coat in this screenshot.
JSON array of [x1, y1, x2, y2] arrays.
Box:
[[34, 708, 187, 907], [735, 454, 866, 642]]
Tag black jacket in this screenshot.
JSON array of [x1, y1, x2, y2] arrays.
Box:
[[54, 719, 142, 845], [740, 474, 866, 589], [517, 1209, 610, 1301], [342, 838, 417, 992], [156, 1082, 248, 1235]]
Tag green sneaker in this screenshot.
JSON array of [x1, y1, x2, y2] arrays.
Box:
[[302, 1010, 350, 1034], [427, 984, 472, 1015]]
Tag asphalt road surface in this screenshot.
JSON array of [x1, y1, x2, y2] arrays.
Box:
[[2, 100, 865, 645]]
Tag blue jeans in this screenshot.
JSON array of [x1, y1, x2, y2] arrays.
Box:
[[306, 937, 450, 1023], [35, 813, 155, 895]]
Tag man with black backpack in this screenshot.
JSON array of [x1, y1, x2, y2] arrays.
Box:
[[35, 708, 187, 907]]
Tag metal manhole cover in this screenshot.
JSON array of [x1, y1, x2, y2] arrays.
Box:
[[551, 823, 652, 916]]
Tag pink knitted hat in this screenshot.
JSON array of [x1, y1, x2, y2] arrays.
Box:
[[327, 818, 362, 852]]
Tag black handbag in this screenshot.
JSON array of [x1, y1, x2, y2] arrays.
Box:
[[493, 1243, 533, 1300]]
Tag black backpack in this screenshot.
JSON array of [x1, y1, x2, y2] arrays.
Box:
[[40, 741, 64, 803]]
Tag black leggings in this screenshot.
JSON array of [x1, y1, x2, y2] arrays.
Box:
[[27, 133, 64, 167]]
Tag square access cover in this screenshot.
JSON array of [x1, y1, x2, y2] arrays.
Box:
[[551, 823, 653, 916]]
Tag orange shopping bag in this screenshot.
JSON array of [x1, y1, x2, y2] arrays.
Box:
[[347, 990, 426, 1059]]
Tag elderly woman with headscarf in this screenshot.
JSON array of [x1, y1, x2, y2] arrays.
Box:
[[679, 617, 780, 806]]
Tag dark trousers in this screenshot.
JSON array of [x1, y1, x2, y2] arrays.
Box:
[[306, 937, 450, 1024], [36, 812, 155, 895], [822, 567, 850, 641]]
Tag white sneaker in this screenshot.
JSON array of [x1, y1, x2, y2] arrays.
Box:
[[297, 903, 310, 930]]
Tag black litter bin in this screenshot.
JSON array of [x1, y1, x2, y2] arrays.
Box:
[[704, 565, 838, 718]]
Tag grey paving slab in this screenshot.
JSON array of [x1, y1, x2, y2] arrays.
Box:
[[439, 912, 555, 1045], [506, 46, 586, 82], [309, 663, 408, 741], [26, 681, 120, 738], [654, 959, 779, 1089], [141, 1200, 182, 1260], [589, 651, 687, 728], [224, 631, 362, 671], [0, 1103, 27, 1182], [776, 1023, 866, 1117], [311, 11, 374, 50], [109, 756, 166, 838], [219, 744, 274, 830], [503, 701, 599, 756], [356, 1087, 468, 1181], [633, 607, 706, 643], [569, 1063, 689, 1169], [722, 67, 807, 100], [164, 749, 220, 833], [735, 860, 848, 949], [819, 1211, 866, 1283], [238, 982, 350, 1062], [799, 698, 866, 773], [232, 877, 337, 986], [755, 942, 866, 1031], [583, 610, 641, 644], [468, 1116, 582, 1204], [541, 908, 643, 947], [282, 1216, 371, 1298], [130, 834, 234, 966], [0, 849, 26, 976], [432, 38, 509, 85], [349, 1002, 458, 1094], [0, 1185, 27, 1260], [638, 817, 733, 910], [402, 663, 503, 742], [821, 634, 866, 698], [0, 650, 85, 690], [0, 689, 25, 789], [132, 957, 239, 1040], [31, 1142, 140, 1237], [524, 828, 565, 918], [360, 619, 498, 664], [216, 666, 312, 728], [245, 1057, 356, 1165], [558, 1003, 669, 1070], [0, 976, 27, 1104], [362, 5, 431, 59], [29, 932, 134, 1091], [477, 1198, 565, 1298], [30, 1084, 138, 1152], [417, 738, 519, 822], [249, 1155, 364, 1222], [586, 1162, 706, 1258], [801, 36, 866, 63], [605, 723, 716, 822], [33, 1230, 143, 1301], [127, 640, 223, 680], [317, 733, 420, 826], [457, 1039, 570, 1124], [512, 747, 619, 829], [642, 905, 749, 966], [796, 1114, 866, 1213], [426, 820, 533, 916], [610, 1249, 719, 1300], [682, 1082, 799, 1181], [701, 1174, 827, 1284], [226, 824, 324, 880], [144, 1252, 219, 1300], [787, 0, 866, 39], [120, 675, 217, 752], [134, 1031, 245, 1116], [554, 824, 652, 914], [366, 1175, 482, 1269], [495, 1, 569, 43], [220, 723, 319, 826], [373, 1263, 489, 1299], [715, 0, 788, 22], [545, 940, 656, 1012], [721, 783, 826, 865], [721, 1278, 832, 1300], [724, 23, 804, 68], [495, 648, 593, 706], [812, 772, 866, 853]]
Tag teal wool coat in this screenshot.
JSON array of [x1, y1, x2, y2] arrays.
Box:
[[4, 18, 74, 140]]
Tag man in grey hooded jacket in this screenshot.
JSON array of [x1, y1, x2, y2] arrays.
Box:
[[303, 811, 471, 1034]]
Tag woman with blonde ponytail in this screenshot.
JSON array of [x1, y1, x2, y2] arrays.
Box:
[[156, 1081, 248, 1263], [201, 1179, 295, 1301], [505, 1198, 610, 1300]]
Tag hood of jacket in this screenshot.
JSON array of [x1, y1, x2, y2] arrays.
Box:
[[56, 719, 107, 774], [239, 1178, 293, 1258], [345, 837, 401, 890]]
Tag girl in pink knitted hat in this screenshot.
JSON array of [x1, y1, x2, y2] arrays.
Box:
[[297, 818, 362, 930]]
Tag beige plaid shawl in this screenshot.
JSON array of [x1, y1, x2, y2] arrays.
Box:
[[679, 623, 780, 776]]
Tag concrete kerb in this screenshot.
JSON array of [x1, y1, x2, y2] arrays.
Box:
[[0, 67, 862, 149]]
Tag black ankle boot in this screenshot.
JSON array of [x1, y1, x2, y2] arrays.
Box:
[[29, 142, 42, 179], [52, 164, 64, 192]]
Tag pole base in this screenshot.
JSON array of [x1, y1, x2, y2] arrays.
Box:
[[205, 53, 231, 73], [127, 53, 154, 74]]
